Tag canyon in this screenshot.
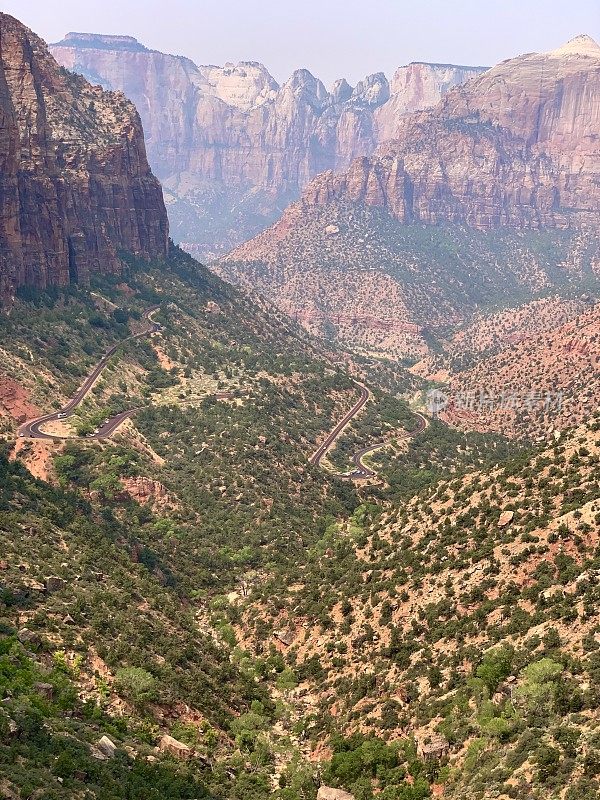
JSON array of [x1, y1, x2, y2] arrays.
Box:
[[50, 32, 485, 257], [0, 14, 168, 304], [2, 11, 600, 800]]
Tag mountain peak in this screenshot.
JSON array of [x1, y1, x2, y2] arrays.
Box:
[[198, 61, 278, 111], [284, 69, 328, 104], [331, 78, 353, 103], [548, 33, 600, 58], [351, 72, 390, 107]]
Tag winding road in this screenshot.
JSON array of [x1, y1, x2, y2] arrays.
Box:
[[309, 381, 370, 467], [347, 411, 428, 479], [18, 307, 161, 441], [309, 380, 429, 481], [19, 308, 426, 479]]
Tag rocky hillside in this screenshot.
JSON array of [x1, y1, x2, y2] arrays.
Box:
[[237, 414, 600, 799], [0, 15, 168, 305], [221, 203, 599, 358], [50, 32, 484, 257], [3, 17, 600, 800], [2, 164, 599, 800], [436, 299, 600, 440], [2, 246, 598, 800], [0, 242, 365, 798]]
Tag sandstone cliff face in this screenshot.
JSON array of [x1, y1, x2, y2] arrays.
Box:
[[50, 33, 484, 256], [302, 36, 600, 230], [374, 62, 485, 140], [0, 15, 168, 303]]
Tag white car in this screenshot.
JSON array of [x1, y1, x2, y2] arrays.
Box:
[[57, 412, 67, 418]]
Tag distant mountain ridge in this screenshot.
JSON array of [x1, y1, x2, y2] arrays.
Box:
[[300, 34, 600, 229], [50, 33, 485, 257], [55, 32, 150, 52]]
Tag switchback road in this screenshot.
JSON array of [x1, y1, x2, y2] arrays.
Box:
[[18, 307, 161, 441], [309, 379, 429, 481], [347, 411, 428, 479], [309, 382, 370, 467]]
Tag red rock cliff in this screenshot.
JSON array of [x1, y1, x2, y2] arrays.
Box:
[[0, 14, 168, 303]]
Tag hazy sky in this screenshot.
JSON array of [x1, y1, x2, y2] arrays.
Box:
[[6, 0, 600, 85]]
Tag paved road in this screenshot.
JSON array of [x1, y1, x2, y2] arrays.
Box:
[[18, 307, 161, 441], [347, 411, 428, 479], [309, 381, 370, 467], [309, 382, 430, 481]]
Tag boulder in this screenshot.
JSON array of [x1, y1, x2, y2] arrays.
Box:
[[96, 735, 117, 759], [415, 732, 450, 760], [23, 579, 46, 592], [274, 629, 295, 647], [498, 510, 514, 527], [16, 628, 40, 647], [34, 683, 54, 701], [158, 734, 193, 760], [317, 788, 355, 800], [45, 576, 66, 592]]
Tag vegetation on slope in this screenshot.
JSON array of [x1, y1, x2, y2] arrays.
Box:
[[2, 244, 599, 799], [221, 204, 600, 359], [237, 415, 600, 799]]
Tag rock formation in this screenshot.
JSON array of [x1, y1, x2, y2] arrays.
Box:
[[374, 61, 486, 140], [220, 37, 600, 356], [0, 15, 168, 304], [120, 476, 177, 511], [301, 35, 600, 229], [317, 788, 355, 800], [95, 736, 117, 759], [50, 33, 484, 256], [157, 734, 193, 760]]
